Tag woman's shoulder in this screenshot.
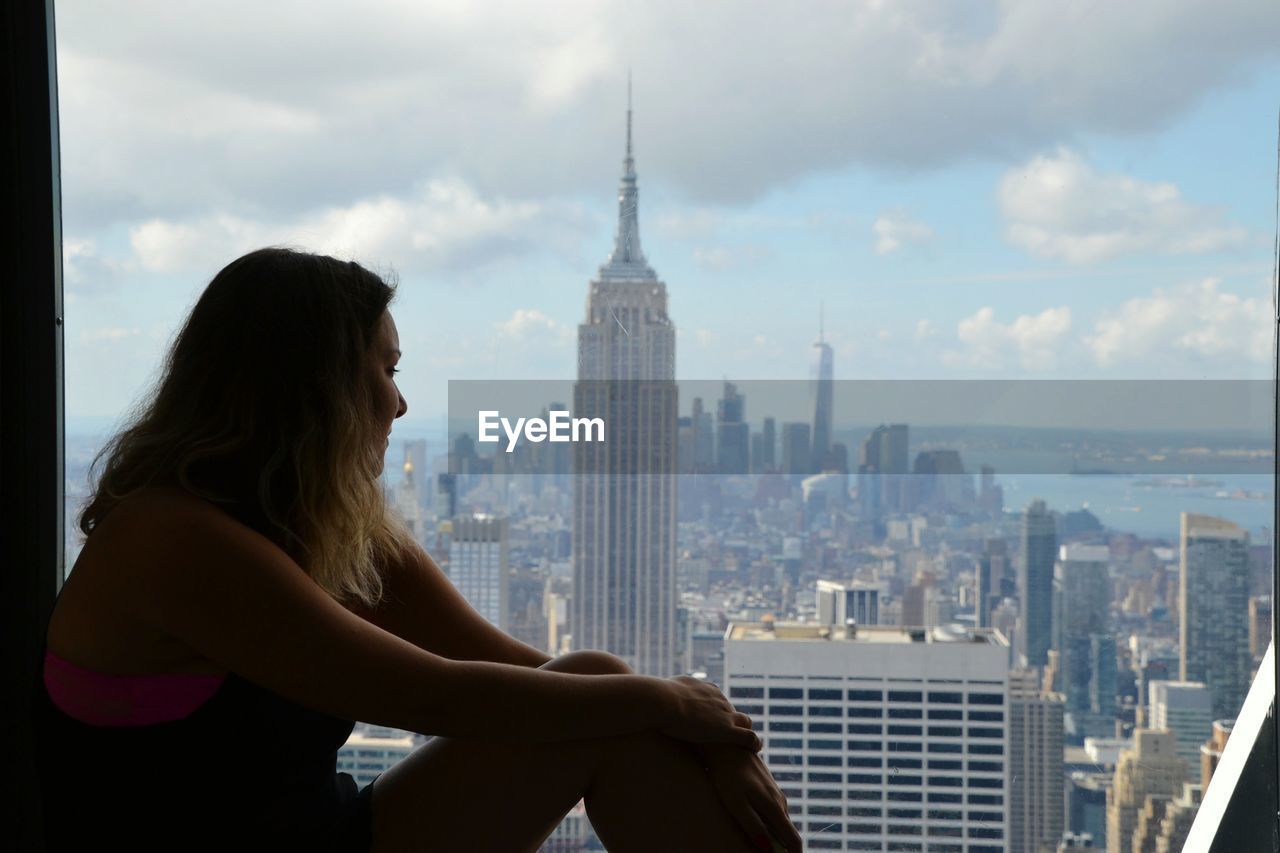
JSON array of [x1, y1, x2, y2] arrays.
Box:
[[51, 485, 245, 675], [94, 484, 263, 553], [71, 483, 280, 598]]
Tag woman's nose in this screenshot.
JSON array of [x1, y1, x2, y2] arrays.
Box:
[[396, 392, 408, 419]]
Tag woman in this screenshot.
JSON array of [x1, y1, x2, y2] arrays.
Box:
[[35, 247, 802, 853]]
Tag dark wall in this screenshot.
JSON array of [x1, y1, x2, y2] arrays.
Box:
[[1, 1, 64, 850]]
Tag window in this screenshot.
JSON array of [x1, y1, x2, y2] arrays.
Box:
[[27, 4, 1279, 853]]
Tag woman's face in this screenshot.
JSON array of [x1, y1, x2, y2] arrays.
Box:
[[368, 310, 408, 475]]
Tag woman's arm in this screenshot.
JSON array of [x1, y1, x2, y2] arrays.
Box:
[[349, 540, 551, 668], [109, 492, 753, 748]]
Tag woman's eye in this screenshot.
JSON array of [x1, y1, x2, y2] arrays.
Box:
[[388, 367, 400, 376]]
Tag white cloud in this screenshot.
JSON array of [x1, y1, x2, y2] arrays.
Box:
[[998, 149, 1249, 263], [688, 328, 718, 350], [79, 327, 141, 344], [127, 178, 580, 277], [1084, 278, 1271, 367], [56, 0, 1280, 228], [944, 305, 1072, 370], [691, 244, 768, 272], [872, 209, 935, 255], [494, 308, 573, 348], [914, 319, 937, 340], [654, 209, 722, 240]]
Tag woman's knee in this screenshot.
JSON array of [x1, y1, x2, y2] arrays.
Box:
[[541, 649, 633, 675]]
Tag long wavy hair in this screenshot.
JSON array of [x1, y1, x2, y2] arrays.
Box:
[[78, 247, 417, 607]]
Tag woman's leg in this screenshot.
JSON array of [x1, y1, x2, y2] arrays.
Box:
[[367, 650, 761, 853]]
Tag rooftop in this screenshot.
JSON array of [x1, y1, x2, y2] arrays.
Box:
[[726, 622, 1007, 646]]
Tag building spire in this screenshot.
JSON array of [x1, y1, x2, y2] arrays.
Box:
[[599, 72, 656, 281], [625, 70, 634, 175]]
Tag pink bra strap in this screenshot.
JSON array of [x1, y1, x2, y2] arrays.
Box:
[[43, 649, 227, 727]]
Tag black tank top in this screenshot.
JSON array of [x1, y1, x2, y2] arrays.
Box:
[[32, 647, 370, 852]]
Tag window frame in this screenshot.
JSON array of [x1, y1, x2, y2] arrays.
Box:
[[3, 1, 65, 849]]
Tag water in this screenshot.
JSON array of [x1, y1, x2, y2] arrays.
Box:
[[1001, 472, 1272, 542]]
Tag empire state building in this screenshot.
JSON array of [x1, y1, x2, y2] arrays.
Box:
[[571, 96, 678, 677]]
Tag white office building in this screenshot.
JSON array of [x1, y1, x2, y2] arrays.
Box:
[[1148, 680, 1214, 767], [817, 580, 882, 628], [337, 728, 417, 787], [725, 622, 1011, 852]]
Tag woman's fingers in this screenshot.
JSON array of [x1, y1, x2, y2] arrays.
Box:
[[721, 791, 773, 852], [733, 711, 753, 728]]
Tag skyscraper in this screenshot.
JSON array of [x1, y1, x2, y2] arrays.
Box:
[[810, 310, 833, 474], [976, 538, 1011, 629], [1009, 670, 1065, 853], [1018, 499, 1056, 669], [780, 422, 812, 477], [857, 423, 909, 516], [1056, 544, 1111, 731], [449, 513, 509, 630], [760, 416, 776, 472], [571, 93, 679, 676], [1179, 513, 1251, 720], [716, 381, 748, 474]]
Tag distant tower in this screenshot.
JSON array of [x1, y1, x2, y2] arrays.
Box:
[[403, 438, 429, 511], [1019, 499, 1057, 669], [976, 538, 1010, 629], [393, 451, 423, 542], [1179, 513, 1250, 719], [779, 422, 811, 477], [810, 306, 834, 474], [449, 514, 509, 630], [715, 381, 748, 474], [858, 423, 909, 517], [1056, 544, 1111, 730], [761, 417, 776, 471], [572, 87, 679, 676]]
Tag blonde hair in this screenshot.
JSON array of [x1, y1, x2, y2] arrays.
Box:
[[78, 247, 417, 607]]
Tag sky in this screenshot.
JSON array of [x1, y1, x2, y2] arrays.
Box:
[[57, 0, 1280, 430]]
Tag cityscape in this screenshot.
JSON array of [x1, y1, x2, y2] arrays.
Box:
[[63, 101, 1275, 852]]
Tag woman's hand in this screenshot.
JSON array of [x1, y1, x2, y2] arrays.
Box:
[[701, 744, 803, 853], [658, 676, 762, 751]]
